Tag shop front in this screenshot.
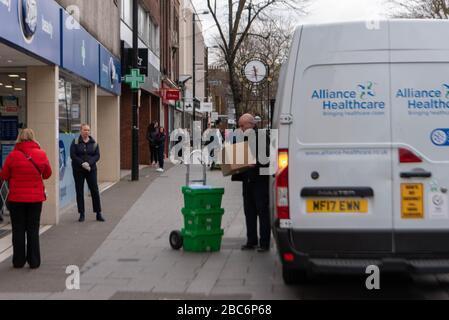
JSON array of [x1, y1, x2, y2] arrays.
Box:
[[0, 0, 121, 224], [120, 44, 160, 169]]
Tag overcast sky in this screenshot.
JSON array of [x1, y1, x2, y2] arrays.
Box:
[[191, 0, 389, 46]]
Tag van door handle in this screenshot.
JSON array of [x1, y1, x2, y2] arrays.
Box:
[[400, 171, 432, 179]]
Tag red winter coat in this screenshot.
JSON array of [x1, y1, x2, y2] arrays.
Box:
[[0, 141, 52, 203]]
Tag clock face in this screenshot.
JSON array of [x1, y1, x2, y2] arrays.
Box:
[[243, 60, 267, 84]]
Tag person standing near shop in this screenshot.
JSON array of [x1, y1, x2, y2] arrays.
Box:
[[147, 122, 159, 167], [0, 129, 52, 269], [155, 127, 166, 173], [70, 124, 105, 223]]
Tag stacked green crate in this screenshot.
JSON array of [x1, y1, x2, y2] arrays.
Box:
[[181, 186, 225, 252]]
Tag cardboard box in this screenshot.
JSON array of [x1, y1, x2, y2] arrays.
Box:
[[221, 141, 257, 177]]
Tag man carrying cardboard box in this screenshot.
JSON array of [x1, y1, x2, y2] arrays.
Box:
[[230, 114, 271, 253]]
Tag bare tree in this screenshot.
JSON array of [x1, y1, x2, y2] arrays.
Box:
[[207, 0, 307, 115], [390, 0, 449, 18]]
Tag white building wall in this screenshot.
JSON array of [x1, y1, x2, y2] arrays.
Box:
[[179, 0, 206, 106]]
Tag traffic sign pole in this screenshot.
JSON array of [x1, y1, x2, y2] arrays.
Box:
[[132, 0, 139, 181]]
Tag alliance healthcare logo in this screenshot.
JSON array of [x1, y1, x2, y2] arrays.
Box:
[[397, 84, 449, 116], [311, 82, 386, 117], [431, 129, 449, 147], [17, 0, 54, 43]]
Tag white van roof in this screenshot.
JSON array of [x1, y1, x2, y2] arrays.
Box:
[[292, 20, 449, 65]]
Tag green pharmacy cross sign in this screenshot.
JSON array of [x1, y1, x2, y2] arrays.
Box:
[[124, 69, 145, 90]]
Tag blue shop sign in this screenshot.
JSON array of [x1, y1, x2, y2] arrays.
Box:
[[0, 0, 61, 65], [61, 10, 99, 84], [99, 45, 121, 95]]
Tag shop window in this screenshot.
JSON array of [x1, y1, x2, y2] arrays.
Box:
[[58, 77, 89, 134], [121, 0, 133, 27], [58, 76, 89, 209], [0, 72, 27, 166]]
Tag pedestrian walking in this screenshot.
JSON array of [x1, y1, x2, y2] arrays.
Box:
[[147, 122, 159, 167], [70, 124, 105, 223], [0, 128, 52, 269], [155, 127, 166, 173], [232, 114, 271, 253]]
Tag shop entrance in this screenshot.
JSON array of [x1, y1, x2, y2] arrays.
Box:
[[0, 72, 27, 164]]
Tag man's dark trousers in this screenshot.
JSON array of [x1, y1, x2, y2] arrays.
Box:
[[242, 179, 271, 248], [73, 169, 102, 214], [8, 202, 42, 268]]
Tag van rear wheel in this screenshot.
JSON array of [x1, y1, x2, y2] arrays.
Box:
[[282, 266, 309, 285]]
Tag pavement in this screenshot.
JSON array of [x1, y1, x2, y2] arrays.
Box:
[[1, 165, 449, 300]]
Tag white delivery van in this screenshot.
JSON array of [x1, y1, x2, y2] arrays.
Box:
[[272, 20, 449, 284]]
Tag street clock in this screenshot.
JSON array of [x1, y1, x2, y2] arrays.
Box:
[[243, 59, 268, 84]]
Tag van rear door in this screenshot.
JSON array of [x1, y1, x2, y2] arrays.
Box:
[[390, 21, 449, 254], [288, 22, 394, 255]]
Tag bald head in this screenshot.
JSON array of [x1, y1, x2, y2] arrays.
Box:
[[238, 113, 256, 132]]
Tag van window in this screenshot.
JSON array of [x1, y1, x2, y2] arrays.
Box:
[[294, 64, 391, 144], [273, 64, 287, 128]]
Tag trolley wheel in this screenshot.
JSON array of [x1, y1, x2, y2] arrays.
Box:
[[170, 230, 183, 250]]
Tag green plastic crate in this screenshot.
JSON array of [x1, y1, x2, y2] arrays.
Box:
[[182, 186, 225, 210], [182, 229, 224, 253], [182, 208, 224, 233]]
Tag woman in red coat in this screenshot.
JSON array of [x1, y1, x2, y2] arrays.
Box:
[[0, 129, 52, 269]]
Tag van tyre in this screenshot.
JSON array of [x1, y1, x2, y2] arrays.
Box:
[[169, 230, 183, 250], [282, 266, 309, 285]]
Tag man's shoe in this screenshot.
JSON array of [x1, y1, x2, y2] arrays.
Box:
[[241, 244, 257, 251], [257, 246, 270, 253], [96, 213, 105, 222], [79, 214, 85, 222]]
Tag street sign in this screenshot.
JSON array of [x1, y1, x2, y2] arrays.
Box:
[[165, 89, 181, 101], [211, 112, 219, 122], [124, 69, 145, 91], [200, 102, 213, 113]]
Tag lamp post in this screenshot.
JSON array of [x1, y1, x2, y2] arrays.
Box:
[[192, 10, 209, 124], [132, 0, 139, 181], [178, 75, 192, 129]]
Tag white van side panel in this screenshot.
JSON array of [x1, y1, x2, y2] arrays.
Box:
[[289, 21, 394, 231], [389, 20, 449, 232]]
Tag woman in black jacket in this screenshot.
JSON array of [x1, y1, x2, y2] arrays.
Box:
[[155, 127, 166, 173], [70, 124, 104, 223]]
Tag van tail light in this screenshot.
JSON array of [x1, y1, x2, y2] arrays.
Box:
[[283, 253, 295, 262], [399, 148, 422, 163], [276, 149, 290, 220]]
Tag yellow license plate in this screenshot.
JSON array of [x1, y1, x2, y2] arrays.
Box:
[[306, 199, 369, 214], [401, 184, 424, 219]]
